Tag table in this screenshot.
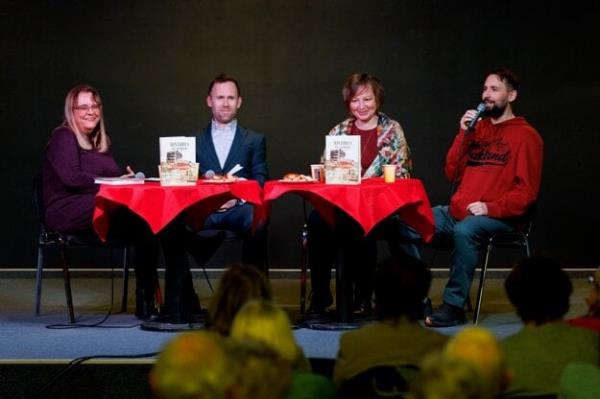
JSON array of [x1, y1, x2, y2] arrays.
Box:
[[264, 178, 434, 239], [92, 180, 264, 241], [263, 177, 435, 323]]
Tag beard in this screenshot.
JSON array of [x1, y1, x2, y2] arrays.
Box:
[[483, 102, 507, 119]]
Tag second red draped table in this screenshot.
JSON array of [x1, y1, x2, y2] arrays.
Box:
[[263, 177, 435, 323]]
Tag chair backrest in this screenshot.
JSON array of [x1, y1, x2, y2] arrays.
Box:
[[33, 172, 71, 245], [32, 172, 46, 230], [338, 365, 418, 399]]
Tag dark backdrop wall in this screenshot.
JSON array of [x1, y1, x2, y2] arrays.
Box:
[[2, 0, 599, 267]]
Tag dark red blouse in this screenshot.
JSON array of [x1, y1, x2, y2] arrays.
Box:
[[350, 124, 378, 175]]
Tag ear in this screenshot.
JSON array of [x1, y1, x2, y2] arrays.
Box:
[[236, 96, 243, 109], [508, 89, 518, 103], [207, 95, 213, 108]]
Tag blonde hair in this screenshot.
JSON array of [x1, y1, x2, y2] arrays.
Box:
[[62, 84, 110, 152], [230, 299, 307, 370], [412, 353, 486, 399], [444, 327, 509, 398], [150, 332, 233, 399]]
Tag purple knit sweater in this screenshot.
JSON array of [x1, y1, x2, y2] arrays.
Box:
[[43, 127, 122, 233]]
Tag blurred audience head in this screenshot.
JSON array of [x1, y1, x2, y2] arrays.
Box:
[[505, 256, 572, 325], [230, 299, 307, 370], [208, 263, 272, 335], [585, 267, 600, 317], [228, 337, 292, 399], [150, 331, 233, 399], [411, 352, 486, 399], [374, 256, 431, 322], [444, 327, 510, 398]]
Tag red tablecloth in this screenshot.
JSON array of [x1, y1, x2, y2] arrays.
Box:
[[263, 178, 434, 241], [92, 180, 264, 241]]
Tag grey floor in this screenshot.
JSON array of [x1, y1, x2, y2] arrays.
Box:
[[0, 268, 593, 362]]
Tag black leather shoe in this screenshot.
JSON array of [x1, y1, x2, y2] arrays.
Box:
[[135, 289, 159, 321], [140, 313, 205, 332], [352, 302, 374, 320]]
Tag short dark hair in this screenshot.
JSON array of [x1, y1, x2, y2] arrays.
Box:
[[374, 256, 431, 321], [487, 67, 520, 91], [341, 73, 384, 111], [208, 73, 241, 96], [504, 256, 572, 324]]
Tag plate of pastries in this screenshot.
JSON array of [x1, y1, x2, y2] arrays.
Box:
[[202, 174, 241, 183], [279, 173, 316, 183]]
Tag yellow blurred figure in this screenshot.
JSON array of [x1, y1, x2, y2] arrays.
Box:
[[444, 327, 510, 398], [150, 332, 233, 399], [230, 299, 308, 370]]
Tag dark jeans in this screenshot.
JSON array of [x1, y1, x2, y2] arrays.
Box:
[[204, 202, 267, 270], [397, 205, 513, 307]]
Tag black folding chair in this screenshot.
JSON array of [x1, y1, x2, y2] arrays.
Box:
[[473, 219, 533, 324], [428, 204, 536, 324], [33, 173, 130, 323]]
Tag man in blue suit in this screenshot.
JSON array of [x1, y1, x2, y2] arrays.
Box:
[[195, 74, 269, 268]]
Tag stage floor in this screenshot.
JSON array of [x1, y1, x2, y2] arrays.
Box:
[[0, 268, 592, 361]]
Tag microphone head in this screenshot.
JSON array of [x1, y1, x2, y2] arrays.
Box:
[[134, 171, 145, 179], [204, 170, 215, 179], [476, 102, 486, 113]]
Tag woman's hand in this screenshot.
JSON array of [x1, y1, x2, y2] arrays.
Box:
[[120, 165, 135, 178]]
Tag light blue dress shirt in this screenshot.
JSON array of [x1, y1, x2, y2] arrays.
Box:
[[211, 119, 237, 169]]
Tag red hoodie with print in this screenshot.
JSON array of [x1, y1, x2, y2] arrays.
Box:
[[445, 117, 543, 221]]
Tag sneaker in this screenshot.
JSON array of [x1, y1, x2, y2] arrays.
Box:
[[425, 303, 467, 327]]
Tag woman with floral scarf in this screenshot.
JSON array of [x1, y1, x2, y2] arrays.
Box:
[[307, 73, 413, 317]]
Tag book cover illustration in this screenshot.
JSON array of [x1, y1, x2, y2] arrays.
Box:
[[324, 135, 361, 185], [158, 136, 198, 186]]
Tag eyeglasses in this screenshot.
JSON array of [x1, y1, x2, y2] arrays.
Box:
[[74, 104, 102, 112]]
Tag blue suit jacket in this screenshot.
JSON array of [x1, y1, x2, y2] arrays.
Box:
[[196, 124, 269, 186]]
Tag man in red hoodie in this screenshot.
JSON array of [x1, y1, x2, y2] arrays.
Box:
[[400, 68, 543, 326]]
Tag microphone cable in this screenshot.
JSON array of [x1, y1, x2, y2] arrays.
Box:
[[45, 248, 140, 329], [33, 351, 159, 398]]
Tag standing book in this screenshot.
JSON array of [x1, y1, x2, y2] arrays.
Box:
[[324, 135, 361, 184], [158, 136, 199, 186], [159, 136, 196, 162]]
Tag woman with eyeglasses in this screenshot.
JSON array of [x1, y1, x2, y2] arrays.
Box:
[[42, 84, 160, 320]]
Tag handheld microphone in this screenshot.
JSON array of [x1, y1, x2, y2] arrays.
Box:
[[134, 171, 145, 179], [466, 102, 486, 132], [204, 170, 215, 179]]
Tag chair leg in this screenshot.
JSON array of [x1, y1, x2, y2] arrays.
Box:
[[35, 246, 44, 316], [121, 247, 129, 313], [474, 242, 492, 324], [59, 247, 76, 323], [299, 224, 308, 314]]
